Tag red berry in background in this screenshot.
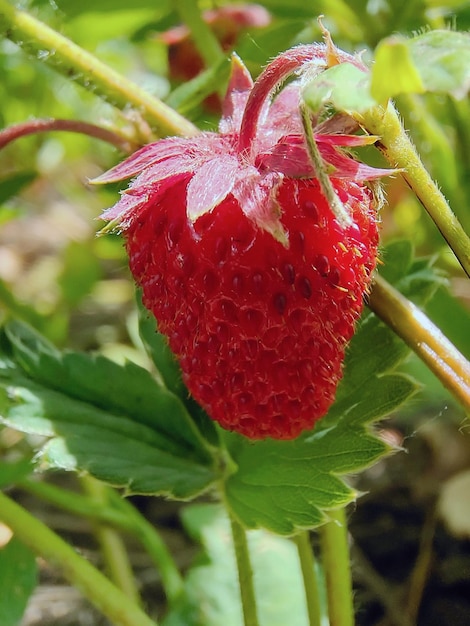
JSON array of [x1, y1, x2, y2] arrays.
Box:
[[159, 4, 271, 112], [95, 44, 390, 440]]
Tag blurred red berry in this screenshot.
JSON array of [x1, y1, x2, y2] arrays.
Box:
[[159, 4, 271, 111]]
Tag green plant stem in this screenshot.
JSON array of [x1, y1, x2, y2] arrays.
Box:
[[0, 490, 159, 626], [359, 102, 470, 277], [19, 478, 184, 604], [300, 101, 352, 228], [174, 0, 225, 69], [369, 274, 470, 411], [81, 476, 141, 605], [230, 515, 260, 626], [0, 0, 197, 138], [109, 490, 185, 604], [294, 531, 322, 626], [319, 507, 354, 626]]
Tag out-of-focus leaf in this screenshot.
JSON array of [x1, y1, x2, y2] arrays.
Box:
[[372, 30, 470, 101], [426, 285, 470, 359], [163, 503, 318, 626], [371, 36, 425, 103], [0, 459, 34, 489], [305, 30, 470, 117], [32, 0, 171, 17], [58, 240, 102, 307], [0, 172, 36, 205], [0, 537, 37, 626]]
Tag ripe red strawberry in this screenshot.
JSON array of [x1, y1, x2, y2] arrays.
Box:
[[95, 44, 388, 440]]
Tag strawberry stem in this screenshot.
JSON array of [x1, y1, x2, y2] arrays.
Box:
[[300, 101, 353, 228], [294, 531, 323, 626], [0, 118, 136, 153], [319, 507, 354, 626], [0, 0, 198, 139], [238, 43, 367, 156], [0, 490, 159, 626], [368, 275, 470, 411], [230, 515, 260, 626], [359, 102, 470, 278]]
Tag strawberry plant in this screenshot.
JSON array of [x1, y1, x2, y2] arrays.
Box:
[[0, 2, 469, 626]]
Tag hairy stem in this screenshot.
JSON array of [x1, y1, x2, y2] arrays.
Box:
[[368, 274, 470, 411], [230, 515, 260, 626], [0, 491, 158, 626], [0, 118, 136, 153], [359, 102, 470, 277], [319, 508, 354, 626], [0, 0, 197, 138], [294, 531, 322, 626]]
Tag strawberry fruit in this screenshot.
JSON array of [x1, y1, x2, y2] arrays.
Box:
[[95, 44, 385, 440]]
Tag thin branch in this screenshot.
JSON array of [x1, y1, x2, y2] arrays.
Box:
[[0, 0, 198, 138], [294, 531, 323, 626], [0, 118, 136, 153], [230, 514, 260, 626], [368, 274, 470, 411], [359, 102, 470, 278], [0, 491, 159, 626], [319, 507, 354, 626]]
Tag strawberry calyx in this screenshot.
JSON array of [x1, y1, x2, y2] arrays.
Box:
[[93, 42, 391, 244]]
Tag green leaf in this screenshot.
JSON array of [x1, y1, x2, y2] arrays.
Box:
[[0, 321, 217, 498], [137, 293, 220, 444], [304, 30, 470, 118], [302, 62, 375, 115], [0, 378, 216, 497], [409, 30, 470, 100], [371, 36, 425, 103], [0, 459, 34, 489], [0, 172, 36, 205], [4, 320, 210, 457], [58, 241, 102, 307], [0, 537, 37, 626], [163, 503, 316, 626], [372, 31, 470, 101]]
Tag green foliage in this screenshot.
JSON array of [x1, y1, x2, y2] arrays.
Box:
[[372, 31, 470, 102], [163, 504, 319, 626], [303, 30, 470, 115], [0, 2, 469, 624], [0, 536, 37, 626], [0, 242, 441, 535], [0, 320, 217, 498]]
